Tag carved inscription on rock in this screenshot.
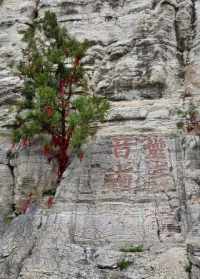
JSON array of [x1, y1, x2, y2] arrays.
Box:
[[104, 135, 170, 192]]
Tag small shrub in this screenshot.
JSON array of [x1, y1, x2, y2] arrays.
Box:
[[117, 259, 132, 270], [185, 261, 192, 273], [176, 101, 200, 135], [3, 214, 14, 224], [120, 244, 144, 253], [43, 189, 56, 196]]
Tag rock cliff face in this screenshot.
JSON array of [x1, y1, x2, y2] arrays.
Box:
[[0, 0, 200, 278]]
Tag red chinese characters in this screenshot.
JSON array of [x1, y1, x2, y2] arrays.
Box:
[[144, 137, 169, 177], [112, 137, 132, 159], [104, 137, 135, 191], [104, 135, 170, 192]]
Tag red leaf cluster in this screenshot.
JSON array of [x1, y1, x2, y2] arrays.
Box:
[[21, 138, 31, 147], [44, 106, 54, 117], [47, 196, 54, 208], [59, 80, 65, 96], [79, 151, 84, 161], [19, 193, 32, 214], [74, 56, 81, 66], [43, 144, 51, 156]]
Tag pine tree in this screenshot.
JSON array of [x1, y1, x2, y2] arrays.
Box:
[[12, 11, 109, 180]]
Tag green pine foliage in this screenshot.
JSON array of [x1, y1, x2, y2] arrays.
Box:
[[12, 11, 110, 178]]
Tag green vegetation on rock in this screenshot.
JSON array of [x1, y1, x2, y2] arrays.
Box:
[[120, 244, 144, 253], [12, 11, 110, 179], [117, 259, 132, 270]]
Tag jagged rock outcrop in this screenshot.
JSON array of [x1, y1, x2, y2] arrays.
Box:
[[0, 0, 200, 278]]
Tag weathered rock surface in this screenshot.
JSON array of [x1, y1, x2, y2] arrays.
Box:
[[10, 144, 58, 212], [0, 0, 200, 278]]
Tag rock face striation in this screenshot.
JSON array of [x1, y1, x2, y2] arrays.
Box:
[[0, 0, 200, 278]]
